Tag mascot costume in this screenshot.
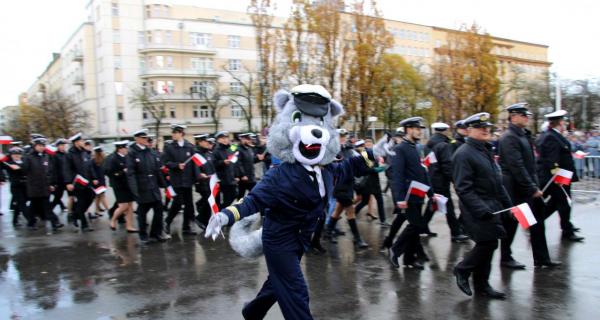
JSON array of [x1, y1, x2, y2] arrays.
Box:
[[205, 84, 374, 320]]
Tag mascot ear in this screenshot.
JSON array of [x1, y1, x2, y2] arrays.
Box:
[[330, 99, 345, 117], [273, 89, 291, 113]]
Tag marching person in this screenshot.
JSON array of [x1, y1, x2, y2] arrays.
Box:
[[162, 124, 200, 235], [236, 132, 258, 199], [422, 122, 469, 242], [499, 103, 560, 268], [49, 138, 69, 213], [193, 134, 216, 230], [91, 146, 109, 219], [127, 129, 167, 243], [22, 137, 63, 231], [536, 109, 584, 242], [213, 131, 238, 208], [105, 140, 138, 232], [64, 133, 95, 232], [3, 147, 28, 227], [452, 112, 512, 299], [388, 117, 434, 270], [353, 138, 387, 225], [451, 119, 468, 152]]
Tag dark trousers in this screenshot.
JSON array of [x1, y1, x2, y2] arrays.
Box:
[[544, 184, 575, 233], [165, 187, 195, 230], [455, 240, 499, 289], [73, 188, 95, 229], [238, 181, 256, 199], [50, 184, 66, 212], [195, 189, 211, 226], [27, 196, 60, 227], [501, 197, 551, 262], [355, 192, 386, 223], [137, 200, 164, 238], [391, 203, 425, 264], [219, 184, 237, 208], [422, 187, 462, 236], [383, 208, 406, 248], [242, 249, 312, 320], [11, 186, 28, 225]]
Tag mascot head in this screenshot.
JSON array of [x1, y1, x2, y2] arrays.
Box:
[[267, 84, 344, 166]]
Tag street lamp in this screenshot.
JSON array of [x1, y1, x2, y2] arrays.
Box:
[[368, 116, 377, 139]]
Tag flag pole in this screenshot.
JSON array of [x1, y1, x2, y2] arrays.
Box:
[[183, 156, 193, 165], [491, 207, 512, 215], [404, 187, 412, 202], [541, 172, 558, 193]]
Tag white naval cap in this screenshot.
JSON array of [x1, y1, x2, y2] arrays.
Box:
[[431, 122, 450, 131], [544, 109, 568, 119]]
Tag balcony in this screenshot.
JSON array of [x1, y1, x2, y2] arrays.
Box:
[[138, 43, 217, 55], [146, 93, 217, 103], [73, 76, 85, 86], [139, 68, 219, 79], [72, 51, 83, 62]]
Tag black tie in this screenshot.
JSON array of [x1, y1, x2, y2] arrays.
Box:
[[307, 170, 319, 191]]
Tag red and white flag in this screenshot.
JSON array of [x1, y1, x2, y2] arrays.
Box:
[[553, 169, 573, 186], [45, 145, 57, 156], [191, 153, 208, 167], [423, 151, 437, 168], [0, 153, 8, 162], [573, 150, 587, 159], [208, 174, 220, 214], [227, 151, 239, 164], [165, 185, 177, 199], [0, 136, 13, 145], [94, 185, 107, 195], [511, 203, 537, 229], [406, 181, 430, 199], [74, 174, 89, 186]]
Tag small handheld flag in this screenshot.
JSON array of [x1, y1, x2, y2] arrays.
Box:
[[510, 203, 537, 229], [0, 136, 13, 145], [423, 151, 437, 168], [208, 174, 220, 214], [228, 151, 239, 164], [405, 181, 430, 201], [74, 174, 89, 187], [45, 145, 57, 156], [191, 153, 208, 167], [94, 186, 107, 195], [165, 185, 177, 199]]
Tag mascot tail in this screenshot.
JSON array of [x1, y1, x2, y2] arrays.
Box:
[[373, 133, 395, 158], [229, 213, 264, 258]]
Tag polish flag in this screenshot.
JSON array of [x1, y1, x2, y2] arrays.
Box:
[[423, 151, 437, 168], [74, 174, 89, 186], [94, 185, 107, 195], [573, 150, 588, 159], [511, 203, 537, 229], [0, 153, 8, 162], [552, 169, 573, 186], [166, 185, 177, 199], [227, 151, 239, 164], [161, 166, 169, 175], [45, 145, 57, 156], [407, 181, 430, 198], [208, 174, 220, 214], [0, 136, 13, 144], [191, 153, 208, 167]]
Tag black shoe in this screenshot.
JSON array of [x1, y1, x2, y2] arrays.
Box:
[[379, 221, 391, 227], [355, 238, 369, 249], [325, 232, 337, 244], [332, 228, 345, 236], [164, 223, 171, 235], [139, 234, 149, 242], [562, 233, 584, 242], [476, 286, 506, 300], [182, 229, 198, 236], [127, 229, 139, 234], [87, 213, 97, 220], [52, 223, 64, 230], [13, 222, 22, 228], [417, 253, 430, 262], [195, 219, 207, 231], [534, 260, 562, 268], [82, 227, 95, 232], [27, 225, 39, 231], [404, 261, 425, 270], [500, 259, 526, 269], [421, 231, 437, 237], [453, 268, 472, 296], [310, 242, 327, 254], [388, 248, 399, 268], [451, 234, 470, 242], [366, 213, 378, 221], [152, 235, 167, 243]]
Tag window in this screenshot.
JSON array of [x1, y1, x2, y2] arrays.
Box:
[[167, 81, 175, 93], [113, 30, 120, 43], [165, 56, 173, 68], [191, 57, 213, 73], [117, 112, 124, 120], [192, 81, 212, 97], [115, 82, 123, 95], [146, 31, 152, 44], [154, 30, 163, 44], [228, 35, 240, 48], [231, 105, 243, 118], [193, 105, 209, 118], [230, 82, 242, 94], [228, 59, 241, 71], [114, 56, 122, 69], [111, 2, 119, 16], [169, 106, 176, 118], [190, 32, 211, 47], [165, 31, 173, 44], [138, 31, 145, 46], [156, 55, 164, 68], [143, 110, 148, 119], [145, 5, 151, 18]]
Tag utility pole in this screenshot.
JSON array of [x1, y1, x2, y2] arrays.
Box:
[[555, 74, 562, 111]]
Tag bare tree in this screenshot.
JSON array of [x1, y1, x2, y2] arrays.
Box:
[[193, 80, 227, 132], [129, 88, 166, 142], [224, 65, 257, 131]]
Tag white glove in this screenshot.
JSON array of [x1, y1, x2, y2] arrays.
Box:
[[205, 212, 229, 241]]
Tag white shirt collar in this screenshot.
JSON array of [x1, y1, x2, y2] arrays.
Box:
[[177, 139, 184, 147], [136, 143, 146, 150], [117, 152, 126, 157], [302, 164, 326, 198]]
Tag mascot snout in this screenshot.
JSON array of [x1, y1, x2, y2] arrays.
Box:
[[289, 124, 331, 165]]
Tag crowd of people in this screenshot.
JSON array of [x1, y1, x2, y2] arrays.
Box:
[[0, 102, 586, 305]]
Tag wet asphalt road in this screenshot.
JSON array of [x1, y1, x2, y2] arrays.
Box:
[[0, 186, 599, 320]]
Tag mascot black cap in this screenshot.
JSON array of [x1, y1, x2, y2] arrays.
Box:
[[290, 84, 332, 117]]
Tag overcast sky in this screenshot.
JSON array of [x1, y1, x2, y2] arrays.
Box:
[[0, 0, 598, 107]]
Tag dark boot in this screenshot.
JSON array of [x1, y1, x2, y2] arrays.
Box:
[[325, 218, 339, 243], [348, 219, 368, 248], [310, 218, 327, 254]]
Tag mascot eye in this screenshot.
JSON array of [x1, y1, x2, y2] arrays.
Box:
[[319, 117, 324, 126], [291, 111, 302, 123]]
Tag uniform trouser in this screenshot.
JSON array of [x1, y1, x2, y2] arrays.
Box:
[[544, 184, 575, 233], [242, 248, 312, 320], [219, 185, 237, 208], [195, 188, 211, 226], [422, 186, 462, 236], [73, 188, 95, 229], [355, 192, 386, 223], [383, 208, 406, 248], [455, 240, 498, 289], [27, 196, 60, 227], [10, 186, 28, 225], [501, 197, 551, 262], [50, 184, 66, 212], [391, 204, 425, 264], [137, 200, 164, 238], [237, 181, 256, 199], [165, 187, 195, 230]]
